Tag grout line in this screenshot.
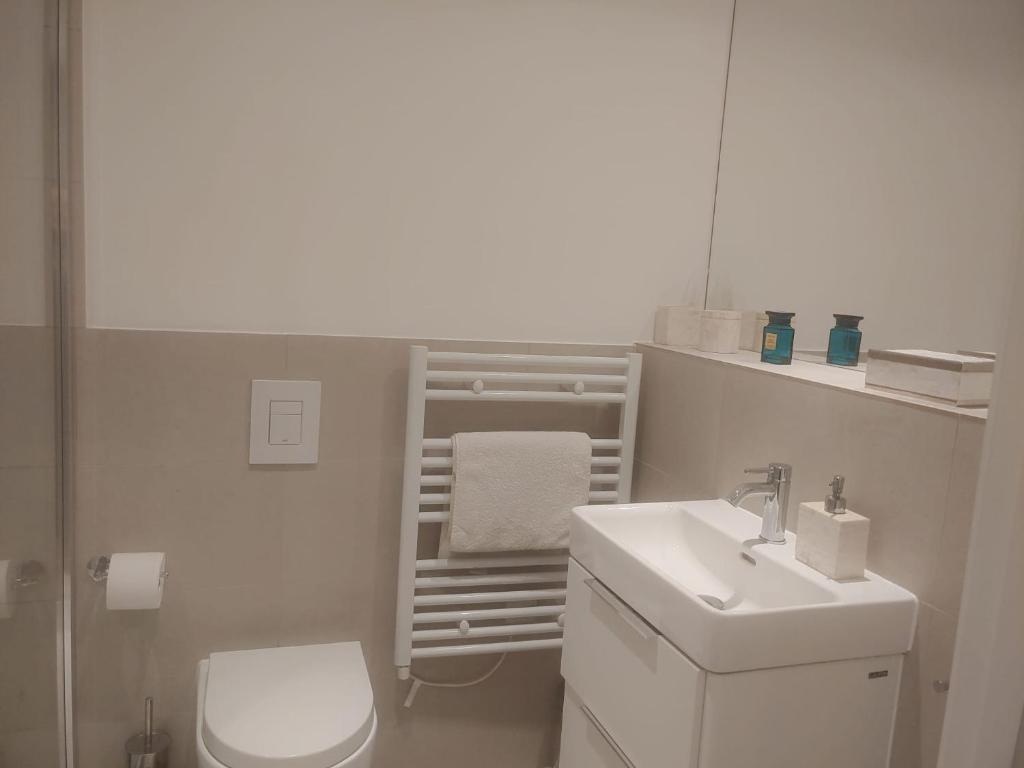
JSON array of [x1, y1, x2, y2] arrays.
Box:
[[82, 325, 637, 349], [703, 0, 739, 311], [927, 417, 962, 613]]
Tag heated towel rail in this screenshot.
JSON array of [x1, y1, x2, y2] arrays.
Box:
[[394, 346, 642, 679]]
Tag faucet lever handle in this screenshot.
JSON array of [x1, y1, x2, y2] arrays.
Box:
[[744, 466, 771, 476]]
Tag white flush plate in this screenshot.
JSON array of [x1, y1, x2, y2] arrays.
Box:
[[249, 380, 322, 464]]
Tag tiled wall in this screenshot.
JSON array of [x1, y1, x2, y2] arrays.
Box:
[[71, 331, 986, 767], [0, 326, 61, 768], [632, 343, 985, 768], [72, 329, 627, 768]]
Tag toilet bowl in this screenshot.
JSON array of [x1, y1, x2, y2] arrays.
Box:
[[196, 642, 376, 768]]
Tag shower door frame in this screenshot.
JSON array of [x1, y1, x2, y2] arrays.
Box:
[[53, 0, 75, 764]]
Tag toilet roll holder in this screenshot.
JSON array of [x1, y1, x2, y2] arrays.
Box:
[[86, 555, 111, 582], [10, 560, 45, 587], [86, 555, 169, 585]]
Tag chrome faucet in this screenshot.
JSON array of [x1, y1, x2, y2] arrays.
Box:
[[726, 463, 793, 545]]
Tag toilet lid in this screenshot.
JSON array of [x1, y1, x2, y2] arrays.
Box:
[[202, 642, 374, 768]]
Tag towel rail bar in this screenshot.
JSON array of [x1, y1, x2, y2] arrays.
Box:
[[426, 371, 628, 387], [426, 389, 626, 404], [420, 455, 621, 470], [419, 475, 453, 486], [410, 638, 564, 659], [415, 556, 567, 571], [417, 511, 448, 523], [415, 572, 567, 589], [418, 488, 617, 506], [417, 496, 618, 523], [420, 473, 622, 487], [426, 351, 629, 368], [413, 605, 565, 623], [413, 588, 567, 607], [394, 345, 642, 678], [412, 622, 563, 642], [421, 437, 622, 450]]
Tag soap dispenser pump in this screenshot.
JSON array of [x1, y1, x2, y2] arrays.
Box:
[[824, 475, 846, 514], [796, 475, 870, 580]]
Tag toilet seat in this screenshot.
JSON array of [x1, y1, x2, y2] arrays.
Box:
[[197, 643, 375, 768]]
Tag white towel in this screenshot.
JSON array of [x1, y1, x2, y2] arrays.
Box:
[[445, 431, 592, 553]]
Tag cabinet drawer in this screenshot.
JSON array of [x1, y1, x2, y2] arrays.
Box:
[[560, 688, 632, 768], [561, 559, 704, 768]]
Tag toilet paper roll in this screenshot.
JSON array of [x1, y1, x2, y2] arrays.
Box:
[[106, 553, 166, 610], [0, 560, 14, 620]]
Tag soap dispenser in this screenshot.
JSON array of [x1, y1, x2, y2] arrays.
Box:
[[795, 475, 870, 580]]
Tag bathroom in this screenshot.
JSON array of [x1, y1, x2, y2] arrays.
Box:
[[2, 0, 1024, 766]]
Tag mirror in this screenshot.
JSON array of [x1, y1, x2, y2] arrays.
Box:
[[705, 0, 1023, 357]]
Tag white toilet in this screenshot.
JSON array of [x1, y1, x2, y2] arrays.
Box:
[[196, 642, 377, 768]]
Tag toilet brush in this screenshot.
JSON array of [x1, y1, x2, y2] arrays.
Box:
[[125, 697, 171, 768]]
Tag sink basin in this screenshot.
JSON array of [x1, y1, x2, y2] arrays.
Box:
[[569, 500, 918, 673]]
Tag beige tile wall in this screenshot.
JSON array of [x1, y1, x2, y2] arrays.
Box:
[[0, 325, 62, 768], [72, 329, 627, 768], [632, 343, 985, 768], [72, 331, 983, 767]]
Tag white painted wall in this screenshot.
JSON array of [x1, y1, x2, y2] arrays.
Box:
[[0, 0, 52, 326], [82, 0, 733, 342], [707, 0, 1024, 353]]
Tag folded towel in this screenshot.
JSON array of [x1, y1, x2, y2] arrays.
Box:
[[445, 431, 592, 553]]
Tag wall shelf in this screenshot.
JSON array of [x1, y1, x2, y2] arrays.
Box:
[[636, 343, 988, 422]]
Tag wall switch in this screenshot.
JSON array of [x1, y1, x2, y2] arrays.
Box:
[[250, 381, 321, 464]]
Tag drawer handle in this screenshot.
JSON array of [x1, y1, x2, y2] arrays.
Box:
[[584, 578, 655, 641], [580, 703, 637, 768]]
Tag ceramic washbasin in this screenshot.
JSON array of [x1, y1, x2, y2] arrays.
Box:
[[569, 500, 918, 673]]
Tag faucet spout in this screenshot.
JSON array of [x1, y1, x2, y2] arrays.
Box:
[[725, 463, 793, 545], [726, 481, 777, 508]]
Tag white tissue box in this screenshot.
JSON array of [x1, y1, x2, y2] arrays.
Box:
[[865, 349, 994, 407], [795, 502, 870, 581], [653, 306, 702, 347], [698, 310, 742, 354]]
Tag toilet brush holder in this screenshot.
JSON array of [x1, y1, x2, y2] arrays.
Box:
[[125, 697, 171, 768]]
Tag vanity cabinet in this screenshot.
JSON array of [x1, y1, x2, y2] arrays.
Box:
[[560, 559, 903, 768]]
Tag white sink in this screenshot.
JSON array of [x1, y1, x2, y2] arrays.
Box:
[[569, 500, 918, 673]]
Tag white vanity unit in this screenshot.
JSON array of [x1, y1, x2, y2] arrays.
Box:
[[558, 501, 918, 768]]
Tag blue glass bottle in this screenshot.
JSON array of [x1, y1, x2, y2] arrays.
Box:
[[760, 311, 795, 365], [827, 314, 864, 366]]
